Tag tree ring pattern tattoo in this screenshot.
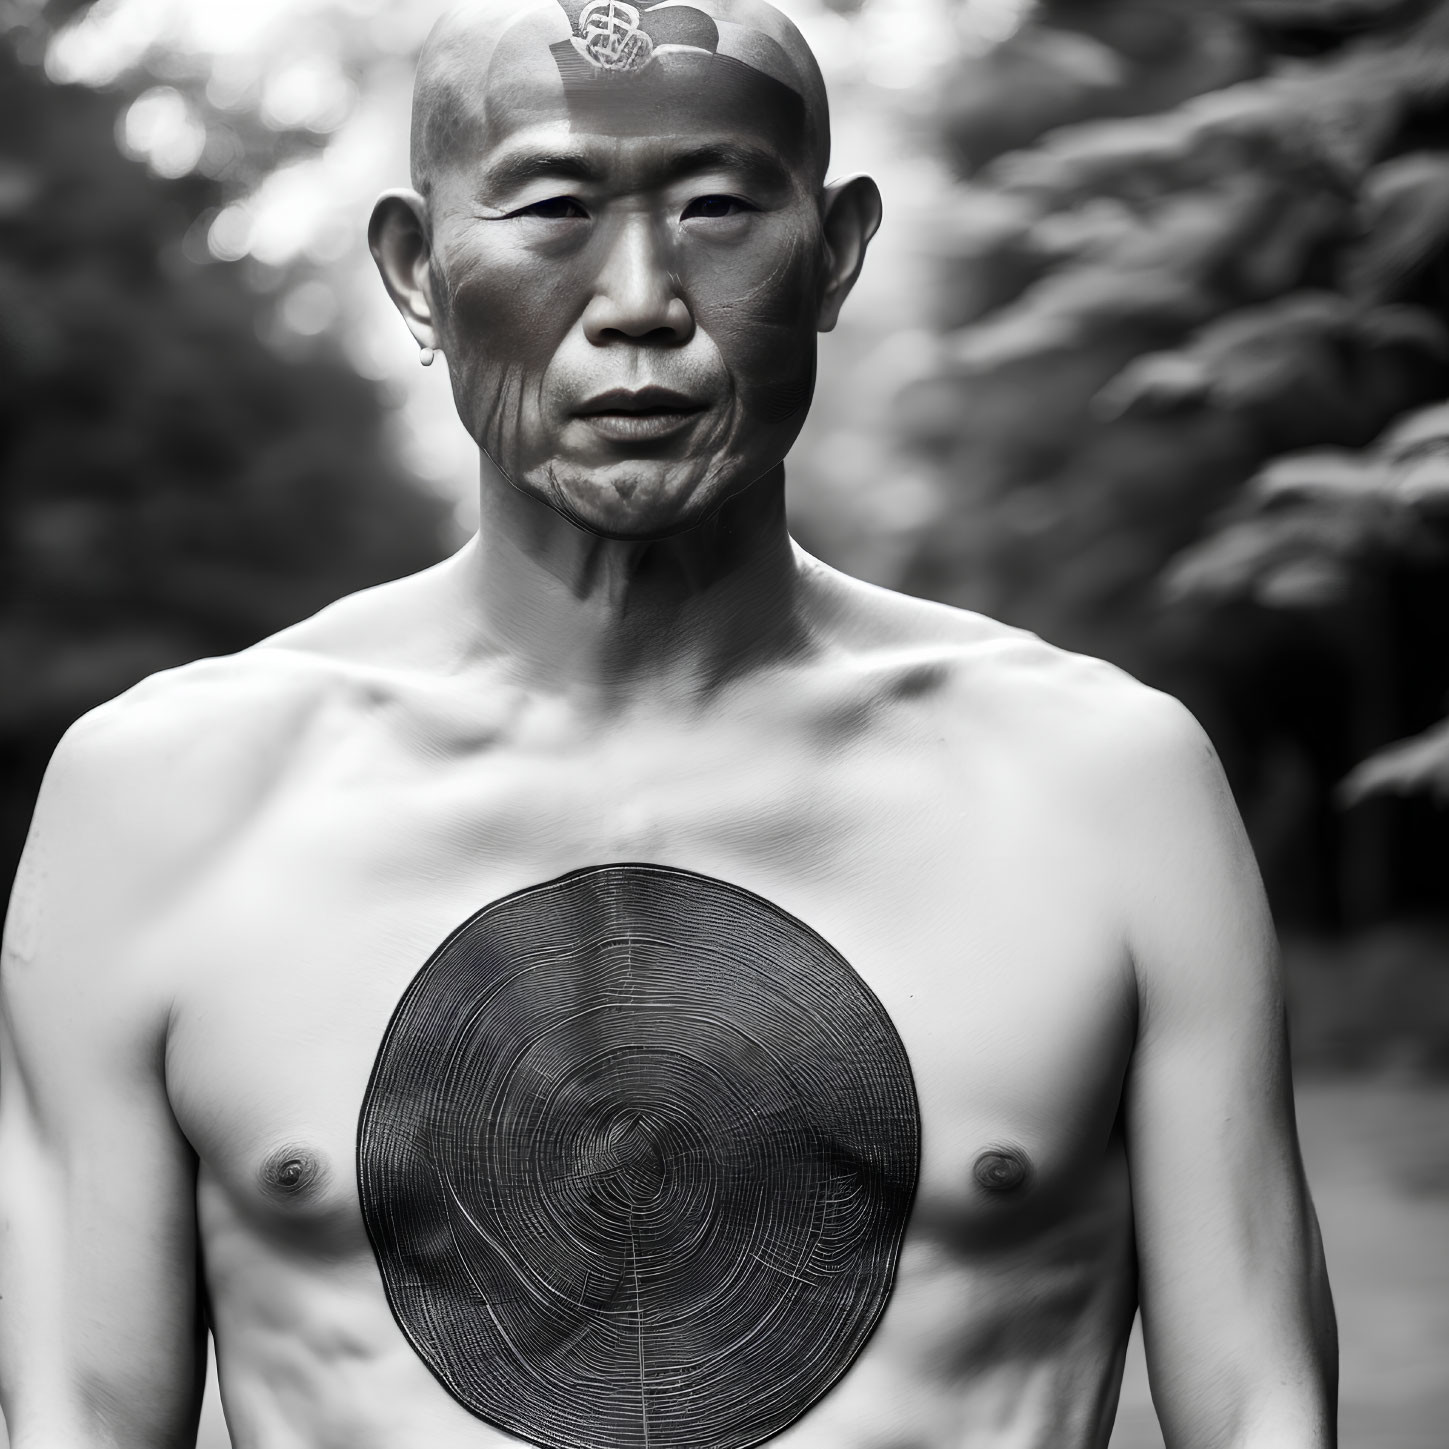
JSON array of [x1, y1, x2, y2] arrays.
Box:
[[357, 863, 919, 1449]]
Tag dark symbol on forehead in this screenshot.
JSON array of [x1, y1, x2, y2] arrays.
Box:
[[549, 0, 806, 141], [574, 1, 656, 74], [561, 0, 723, 74], [357, 863, 919, 1449]]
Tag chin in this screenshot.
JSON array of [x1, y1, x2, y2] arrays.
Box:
[[541, 461, 737, 541]]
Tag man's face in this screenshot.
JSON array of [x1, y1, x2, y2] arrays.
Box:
[[422, 7, 827, 540]]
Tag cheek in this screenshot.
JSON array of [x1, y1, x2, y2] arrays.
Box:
[[446, 257, 577, 372], [438, 247, 583, 457], [691, 232, 820, 425]]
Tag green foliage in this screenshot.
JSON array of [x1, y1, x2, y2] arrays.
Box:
[[0, 36, 449, 882]]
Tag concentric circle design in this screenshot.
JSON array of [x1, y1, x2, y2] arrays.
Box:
[[358, 863, 919, 1449]]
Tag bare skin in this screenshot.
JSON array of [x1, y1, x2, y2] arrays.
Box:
[[0, 2, 1335, 1446]]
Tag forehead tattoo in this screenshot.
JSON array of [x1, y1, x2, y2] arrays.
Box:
[[411, 0, 829, 195], [548, 0, 807, 141]]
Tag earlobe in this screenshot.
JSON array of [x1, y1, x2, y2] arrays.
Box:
[[817, 174, 883, 333], [369, 188, 440, 352]]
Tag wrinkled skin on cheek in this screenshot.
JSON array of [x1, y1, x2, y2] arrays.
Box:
[[429, 170, 824, 540], [705, 216, 820, 429], [431, 234, 557, 487]]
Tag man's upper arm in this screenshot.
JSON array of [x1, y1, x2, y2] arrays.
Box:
[[0, 707, 206, 1449], [1115, 692, 1336, 1448]]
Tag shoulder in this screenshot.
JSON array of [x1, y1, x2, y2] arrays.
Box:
[[7, 645, 359, 974], [15, 553, 473, 922], [40, 648, 338, 833], [858, 605, 1264, 977], [819, 574, 1237, 893], [825, 569, 1210, 786], [2, 564, 457, 1034], [907, 621, 1266, 977], [33, 556, 458, 832], [959, 633, 1214, 793]]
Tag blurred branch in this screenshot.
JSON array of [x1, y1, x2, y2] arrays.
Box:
[[1345, 152, 1449, 303], [1340, 713, 1449, 804], [1159, 398, 1449, 609], [1095, 295, 1449, 452]]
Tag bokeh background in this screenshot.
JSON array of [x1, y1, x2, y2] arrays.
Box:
[[2, 0, 1447, 1443]]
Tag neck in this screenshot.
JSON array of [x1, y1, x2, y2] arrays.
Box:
[[455, 461, 811, 703]]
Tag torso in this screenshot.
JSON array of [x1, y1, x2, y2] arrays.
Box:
[[145, 563, 1143, 1449]]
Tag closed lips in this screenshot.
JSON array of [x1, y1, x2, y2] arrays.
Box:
[[576, 386, 706, 416], [576, 387, 707, 441]]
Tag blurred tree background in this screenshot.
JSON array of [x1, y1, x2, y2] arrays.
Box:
[[879, 0, 1449, 1069], [0, 0, 452, 885]]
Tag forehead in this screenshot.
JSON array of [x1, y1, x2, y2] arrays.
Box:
[[463, 1, 813, 174]]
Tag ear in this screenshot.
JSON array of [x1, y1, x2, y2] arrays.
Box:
[[369, 188, 440, 353], [817, 174, 883, 333]]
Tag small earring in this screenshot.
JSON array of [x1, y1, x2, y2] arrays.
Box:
[[419, 345, 436, 367]]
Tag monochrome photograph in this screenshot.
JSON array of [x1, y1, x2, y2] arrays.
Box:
[[1, 0, 1447, 1444]]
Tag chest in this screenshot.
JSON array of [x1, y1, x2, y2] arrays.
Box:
[[162, 725, 1134, 1257]]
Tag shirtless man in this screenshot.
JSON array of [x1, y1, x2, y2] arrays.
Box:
[[0, 1, 1336, 1445]]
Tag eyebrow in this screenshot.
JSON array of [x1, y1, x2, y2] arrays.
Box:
[[483, 141, 793, 193]]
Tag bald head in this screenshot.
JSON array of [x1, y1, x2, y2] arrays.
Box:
[[372, 0, 879, 540], [410, 0, 831, 199]]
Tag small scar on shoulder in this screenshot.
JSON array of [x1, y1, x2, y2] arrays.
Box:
[[972, 1145, 1033, 1194], [259, 1145, 326, 1197]]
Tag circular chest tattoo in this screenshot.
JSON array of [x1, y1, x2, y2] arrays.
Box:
[[357, 863, 919, 1449]]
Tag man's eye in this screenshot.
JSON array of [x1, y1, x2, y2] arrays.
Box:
[[511, 197, 588, 220], [682, 195, 755, 220]]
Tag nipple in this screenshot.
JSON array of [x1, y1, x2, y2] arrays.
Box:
[[260, 1144, 325, 1197], [972, 1147, 1031, 1194]]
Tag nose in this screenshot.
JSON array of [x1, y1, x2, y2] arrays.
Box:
[[581, 213, 694, 346]]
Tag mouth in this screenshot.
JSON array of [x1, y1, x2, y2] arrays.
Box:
[[574, 387, 708, 444]]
